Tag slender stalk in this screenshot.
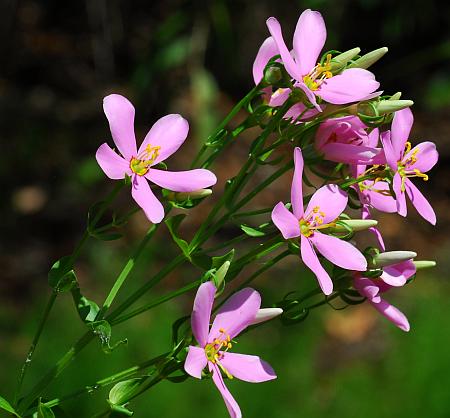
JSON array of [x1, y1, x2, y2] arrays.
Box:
[[96, 224, 158, 320], [14, 291, 57, 405]]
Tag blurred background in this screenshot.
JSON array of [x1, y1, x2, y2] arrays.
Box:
[[1, 0, 450, 417]]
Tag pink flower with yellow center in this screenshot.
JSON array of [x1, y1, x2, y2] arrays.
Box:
[[271, 147, 367, 295], [184, 282, 276, 418], [264, 9, 380, 111], [381, 108, 438, 225], [96, 94, 217, 223]]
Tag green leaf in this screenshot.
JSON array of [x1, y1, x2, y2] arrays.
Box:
[[89, 320, 127, 354], [0, 395, 20, 417], [48, 256, 77, 292], [109, 379, 142, 406], [240, 224, 266, 237], [37, 399, 55, 418], [71, 287, 100, 323], [211, 249, 235, 270], [165, 215, 191, 259]]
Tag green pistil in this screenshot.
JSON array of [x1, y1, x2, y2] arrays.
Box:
[[130, 158, 149, 176]]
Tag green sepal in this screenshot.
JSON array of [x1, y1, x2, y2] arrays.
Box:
[[37, 399, 55, 418], [109, 405, 134, 416], [71, 286, 100, 323], [211, 249, 235, 269], [109, 379, 142, 407], [0, 395, 21, 417], [240, 223, 268, 237], [165, 215, 191, 259], [48, 256, 77, 293], [89, 320, 127, 354]]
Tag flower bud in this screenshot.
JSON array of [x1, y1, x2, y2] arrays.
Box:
[[370, 251, 417, 268], [348, 47, 388, 69], [389, 92, 402, 101], [213, 260, 230, 293], [327, 219, 378, 233], [330, 47, 361, 72], [413, 260, 436, 270], [251, 308, 283, 325], [354, 100, 414, 119], [167, 188, 212, 202], [376, 100, 414, 115]]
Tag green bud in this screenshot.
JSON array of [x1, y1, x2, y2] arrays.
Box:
[[213, 260, 230, 291], [370, 251, 417, 268], [376, 100, 414, 115], [330, 47, 361, 72], [348, 47, 388, 69], [327, 219, 378, 233], [251, 308, 283, 325], [413, 260, 436, 270], [109, 378, 142, 406], [167, 188, 212, 202], [264, 66, 283, 85]]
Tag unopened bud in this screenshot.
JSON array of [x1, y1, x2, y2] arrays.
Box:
[[167, 188, 212, 202], [330, 47, 361, 72], [251, 308, 283, 325], [348, 47, 388, 70], [370, 251, 417, 268], [213, 261, 230, 291], [413, 260, 436, 270], [328, 219, 378, 233], [376, 100, 414, 115], [264, 66, 283, 85]]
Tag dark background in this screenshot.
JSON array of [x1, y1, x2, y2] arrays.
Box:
[[1, 1, 449, 417]]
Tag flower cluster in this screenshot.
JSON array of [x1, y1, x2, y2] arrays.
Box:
[[93, 9, 438, 418]]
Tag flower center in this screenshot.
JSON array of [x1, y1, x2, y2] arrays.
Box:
[[302, 54, 333, 91], [204, 328, 234, 379], [129, 144, 161, 176], [299, 206, 336, 237], [397, 141, 428, 192]]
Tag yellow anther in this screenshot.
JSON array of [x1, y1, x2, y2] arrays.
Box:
[[313, 207, 320, 213], [219, 328, 226, 333], [404, 141, 412, 154], [413, 169, 428, 181], [227, 343, 232, 349]]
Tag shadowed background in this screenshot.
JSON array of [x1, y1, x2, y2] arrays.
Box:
[[0, 0, 449, 417]]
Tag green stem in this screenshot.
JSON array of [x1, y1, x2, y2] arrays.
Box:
[[190, 85, 261, 169], [14, 291, 57, 406], [96, 224, 158, 320]]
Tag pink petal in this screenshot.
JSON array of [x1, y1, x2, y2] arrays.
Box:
[[407, 141, 438, 173], [305, 184, 347, 224], [131, 175, 164, 223], [363, 183, 397, 213], [381, 260, 416, 287], [367, 127, 380, 147], [210, 364, 242, 418], [103, 94, 137, 160], [353, 275, 381, 302], [96, 143, 131, 179], [405, 178, 436, 225], [391, 108, 413, 160], [295, 81, 321, 111], [300, 235, 333, 295], [393, 172, 407, 217], [318, 69, 380, 105], [369, 298, 410, 332], [320, 143, 383, 164], [191, 281, 216, 346], [184, 346, 207, 379], [291, 147, 304, 218], [362, 205, 386, 250], [253, 37, 279, 84], [219, 352, 276, 383], [268, 88, 291, 107], [285, 103, 321, 120], [138, 114, 189, 164], [146, 168, 217, 192], [293, 9, 326, 76], [271, 202, 300, 239], [380, 130, 398, 170], [310, 232, 367, 271], [266, 17, 302, 80], [209, 288, 261, 340]]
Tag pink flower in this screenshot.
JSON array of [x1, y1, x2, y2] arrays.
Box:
[[315, 116, 385, 164], [96, 94, 217, 223], [266, 10, 380, 110], [271, 147, 367, 295], [353, 260, 416, 331], [381, 108, 438, 225], [184, 282, 276, 418]]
